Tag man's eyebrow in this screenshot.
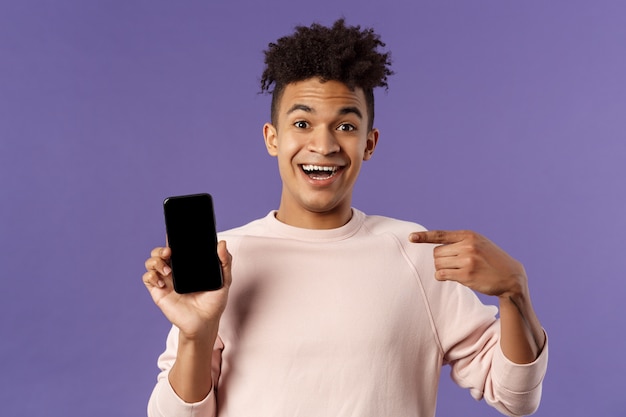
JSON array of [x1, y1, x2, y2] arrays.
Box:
[[338, 106, 363, 119], [285, 104, 363, 119]]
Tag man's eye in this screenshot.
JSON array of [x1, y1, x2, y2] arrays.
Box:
[[337, 123, 355, 132], [294, 121, 309, 129]]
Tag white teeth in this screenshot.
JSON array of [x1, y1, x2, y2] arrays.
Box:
[[301, 165, 338, 172]]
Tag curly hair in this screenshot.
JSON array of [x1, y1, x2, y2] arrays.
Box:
[[261, 19, 393, 130]]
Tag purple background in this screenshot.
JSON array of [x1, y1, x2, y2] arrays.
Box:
[[1, 1, 625, 416]]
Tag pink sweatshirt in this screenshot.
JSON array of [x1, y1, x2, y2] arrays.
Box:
[[148, 209, 548, 417]]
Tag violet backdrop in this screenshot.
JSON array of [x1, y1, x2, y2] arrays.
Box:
[[1, 1, 625, 416]]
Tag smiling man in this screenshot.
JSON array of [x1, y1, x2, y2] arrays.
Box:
[[143, 19, 547, 417]]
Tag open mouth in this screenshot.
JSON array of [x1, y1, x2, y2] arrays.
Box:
[[300, 164, 342, 180]]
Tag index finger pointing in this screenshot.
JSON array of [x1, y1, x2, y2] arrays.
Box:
[[409, 230, 470, 244]]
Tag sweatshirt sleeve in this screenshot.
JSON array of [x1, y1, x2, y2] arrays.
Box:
[[147, 326, 223, 417], [483, 336, 548, 416], [429, 279, 548, 416]]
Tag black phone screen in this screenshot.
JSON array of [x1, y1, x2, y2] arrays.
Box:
[[163, 193, 223, 293]]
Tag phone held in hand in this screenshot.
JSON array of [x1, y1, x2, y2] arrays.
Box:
[[163, 193, 224, 294]]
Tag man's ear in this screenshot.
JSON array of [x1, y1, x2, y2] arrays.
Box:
[[263, 123, 278, 156], [363, 128, 379, 161]]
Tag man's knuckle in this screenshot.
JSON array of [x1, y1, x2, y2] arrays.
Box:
[[144, 258, 154, 270], [465, 257, 477, 271], [465, 245, 478, 255], [142, 270, 154, 282]]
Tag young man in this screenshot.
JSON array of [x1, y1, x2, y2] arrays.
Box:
[[143, 19, 547, 417]]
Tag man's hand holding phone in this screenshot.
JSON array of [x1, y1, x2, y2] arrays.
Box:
[[142, 242, 232, 340]]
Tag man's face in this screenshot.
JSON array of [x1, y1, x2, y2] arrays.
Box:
[[263, 78, 379, 228]]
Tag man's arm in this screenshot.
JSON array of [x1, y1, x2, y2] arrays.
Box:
[[498, 283, 546, 364], [147, 326, 223, 417]]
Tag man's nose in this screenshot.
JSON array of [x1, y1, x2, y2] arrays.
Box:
[[307, 127, 340, 155]]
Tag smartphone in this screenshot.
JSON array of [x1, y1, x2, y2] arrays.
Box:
[[163, 193, 223, 293]]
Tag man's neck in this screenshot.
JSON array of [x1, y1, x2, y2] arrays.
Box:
[[274, 206, 353, 230]]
